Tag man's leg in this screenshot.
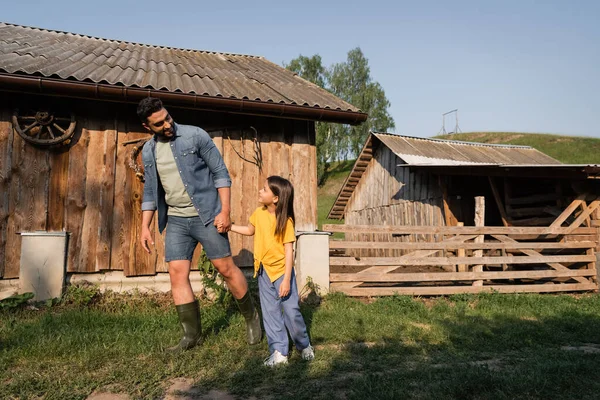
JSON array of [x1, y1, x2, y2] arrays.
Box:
[[191, 218, 262, 345], [168, 260, 195, 305], [210, 256, 248, 298], [165, 217, 202, 351], [212, 256, 262, 345]]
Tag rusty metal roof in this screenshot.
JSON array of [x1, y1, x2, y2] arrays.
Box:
[[0, 22, 363, 120], [375, 133, 561, 165], [328, 133, 563, 219]]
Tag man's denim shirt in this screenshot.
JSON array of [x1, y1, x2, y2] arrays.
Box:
[[141, 123, 231, 233]]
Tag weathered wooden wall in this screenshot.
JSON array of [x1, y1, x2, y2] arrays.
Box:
[[343, 146, 445, 257], [0, 95, 317, 279]]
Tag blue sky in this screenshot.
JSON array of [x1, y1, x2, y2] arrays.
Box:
[[3, 0, 599, 138]]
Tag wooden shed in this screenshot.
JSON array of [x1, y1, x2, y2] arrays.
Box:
[[324, 133, 600, 296], [0, 22, 366, 286]]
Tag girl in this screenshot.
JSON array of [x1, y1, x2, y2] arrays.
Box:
[[231, 176, 314, 366]]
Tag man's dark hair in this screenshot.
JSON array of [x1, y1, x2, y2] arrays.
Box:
[[137, 97, 164, 123]]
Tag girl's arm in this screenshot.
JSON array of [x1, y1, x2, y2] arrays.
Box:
[[230, 223, 255, 236], [278, 242, 294, 298]]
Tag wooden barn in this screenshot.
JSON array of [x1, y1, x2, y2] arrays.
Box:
[[0, 22, 366, 292], [324, 132, 600, 296]]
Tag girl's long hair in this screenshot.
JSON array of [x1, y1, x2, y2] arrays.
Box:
[[267, 176, 295, 239]]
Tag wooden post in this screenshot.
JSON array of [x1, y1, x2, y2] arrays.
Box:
[[488, 177, 509, 227], [457, 222, 466, 272], [473, 196, 485, 286]]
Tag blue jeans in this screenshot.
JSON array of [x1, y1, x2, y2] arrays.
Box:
[[258, 266, 310, 356], [165, 216, 231, 261]]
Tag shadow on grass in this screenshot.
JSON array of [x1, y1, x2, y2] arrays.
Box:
[[4, 294, 600, 399], [183, 296, 600, 400]]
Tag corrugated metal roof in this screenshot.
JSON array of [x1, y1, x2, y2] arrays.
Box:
[[374, 133, 561, 165], [0, 22, 360, 113], [327, 132, 563, 219]]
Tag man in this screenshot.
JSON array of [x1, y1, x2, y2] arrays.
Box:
[[137, 97, 261, 351]]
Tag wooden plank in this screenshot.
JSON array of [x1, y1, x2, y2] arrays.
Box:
[[224, 128, 244, 268], [127, 159, 157, 276], [456, 222, 466, 272], [508, 193, 558, 206], [488, 177, 509, 226], [341, 233, 477, 289], [240, 125, 260, 266], [5, 127, 50, 278], [78, 122, 109, 271], [329, 241, 597, 250], [330, 269, 596, 282], [110, 122, 134, 271], [65, 121, 90, 273], [124, 124, 156, 276], [47, 150, 69, 231], [549, 194, 586, 229], [0, 109, 13, 277], [473, 196, 485, 286], [491, 234, 591, 284], [507, 206, 551, 218], [322, 224, 597, 235], [565, 199, 600, 234], [292, 121, 317, 232], [329, 255, 595, 267], [511, 216, 556, 226], [331, 283, 598, 297], [100, 124, 117, 269]]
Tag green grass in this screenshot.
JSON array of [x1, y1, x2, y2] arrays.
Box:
[[3, 290, 600, 399]]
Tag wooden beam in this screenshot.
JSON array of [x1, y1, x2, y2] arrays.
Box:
[[329, 241, 597, 250], [549, 194, 587, 230], [344, 233, 478, 289], [330, 283, 598, 297], [330, 269, 596, 283], [329, 255, 595, 267], [491, 234, 591, 284], [473, 196, 485, 286], [508, 193, 559, 206], [438, 176, 457, 226], [565, 199, 600, 234], [507, 206, 553, 218], [322, 224, 597, 235], [488, 177, 509, 227]]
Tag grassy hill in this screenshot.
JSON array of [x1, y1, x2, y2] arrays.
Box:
[[317, 132, 600, 228]]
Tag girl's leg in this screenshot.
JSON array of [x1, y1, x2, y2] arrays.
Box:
[[258, 267, 289, 356], [276, 269, 311, 351]]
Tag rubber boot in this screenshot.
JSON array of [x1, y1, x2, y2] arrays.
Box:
[[236, 291, 262, 345], [167, 300, 203, 352]]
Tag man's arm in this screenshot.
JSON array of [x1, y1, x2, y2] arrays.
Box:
[[140, 210, 155, 253], [140, 147, 157, 253], [196, 128, 233, 233], [214, 186, 231, 233]]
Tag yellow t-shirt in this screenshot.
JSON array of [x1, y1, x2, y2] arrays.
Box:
[[249, 206, 296, 282]]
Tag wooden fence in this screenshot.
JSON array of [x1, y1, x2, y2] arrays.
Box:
[[323, 224, 598, 296]]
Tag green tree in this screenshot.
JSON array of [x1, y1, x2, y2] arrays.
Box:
[[286, 48, 394, 184], [329, 48, 395, 158], [285, 55, 334, 184]]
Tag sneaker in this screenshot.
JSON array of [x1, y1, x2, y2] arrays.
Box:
[[263, 350, 288, 367], [301, 345, 315, 361]]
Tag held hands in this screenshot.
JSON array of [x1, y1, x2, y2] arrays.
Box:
[[279, 278, 291, 298], [214, 211, 231, 233], [140, 228, 154, 254]]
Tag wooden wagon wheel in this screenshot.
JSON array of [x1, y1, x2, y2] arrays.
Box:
[[12, 109, 77, 147]]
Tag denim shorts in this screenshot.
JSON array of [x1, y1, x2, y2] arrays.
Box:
[[165, 216, 231, 261]]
